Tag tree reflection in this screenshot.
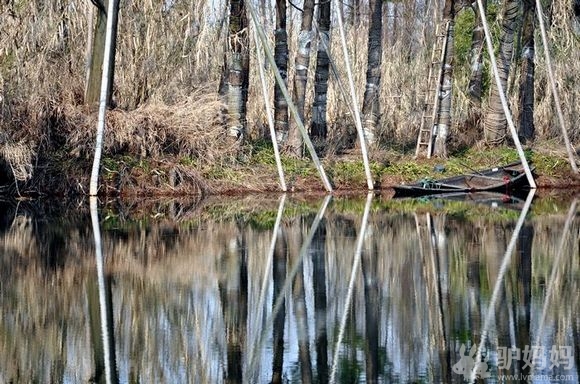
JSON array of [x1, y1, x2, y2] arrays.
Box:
[[0, 193, 578, 382], [89, 196, 119, 384], [218, 223, 248, 383], [272, 222, 288, 384], [312, 217, 328, 384]]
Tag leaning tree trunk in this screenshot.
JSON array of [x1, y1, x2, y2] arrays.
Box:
[[285, 0, 315, 157], [274, 0, 289, 143], [361, 0, 383, 146], [310, 0, 331, 146], [433, 0, 456, 158], [517, 0, 536, 143], [226, 0, 250, 143], [467, 0, 486, 132], [85, 0, 120, 107], [484, 0, 520, 145]]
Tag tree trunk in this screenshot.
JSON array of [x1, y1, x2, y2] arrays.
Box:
[[85, 0, 120, 107], [274, 0, 289, 144], [433, 0, 456, 158], [484, 0, 520, 145], [361, 0, 383, 146], [310, 0, 331, 145], [227, 0, 250, 143], [467, 0, 486, 108], [517, 0, 535, 143], [286, 0, 315, 157]]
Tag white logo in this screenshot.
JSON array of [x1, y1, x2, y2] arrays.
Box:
[[453, 343, 575, 380], [452, 344, 491, 379]]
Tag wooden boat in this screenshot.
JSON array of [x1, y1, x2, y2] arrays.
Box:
[[392, 161, 534, 198]]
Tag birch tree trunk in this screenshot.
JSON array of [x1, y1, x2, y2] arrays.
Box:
[[517, 0, 536, 143], [468, 0, 486, 108], [286, 0, 315, 157], [274, 0, 289, 143], [433, 0, 456, 158], [361, 0, 383, 146], [310, 0, 331, 145], [484, 0, 520, 145], [227, 0, 250, 143], [85, 0, 119, 107]]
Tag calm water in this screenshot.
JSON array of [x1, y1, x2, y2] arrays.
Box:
[[0, 192, 578, 383]]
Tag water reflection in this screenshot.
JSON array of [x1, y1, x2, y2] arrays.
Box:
[[0, 193, 578, 383]]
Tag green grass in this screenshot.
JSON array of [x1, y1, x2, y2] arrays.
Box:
[[328, 160, 388, 186], [173, 140, 574, 192]]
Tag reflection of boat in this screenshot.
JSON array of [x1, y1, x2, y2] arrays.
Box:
[[418, 191, 527, 209], [392, 161, 534, 198]]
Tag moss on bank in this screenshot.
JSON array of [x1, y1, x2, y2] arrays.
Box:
[[2, 139, 577, 198]]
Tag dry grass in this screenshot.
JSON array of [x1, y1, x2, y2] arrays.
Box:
[[0, 141, 35, 181], [0, 0, 579, 192], [64, 89, 230, 161], [534, 0, 580, 143]]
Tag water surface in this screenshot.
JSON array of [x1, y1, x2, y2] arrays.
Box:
[[0, 193, 578, 383]]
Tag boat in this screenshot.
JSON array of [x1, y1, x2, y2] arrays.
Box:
[[392, 161, 534, 198]]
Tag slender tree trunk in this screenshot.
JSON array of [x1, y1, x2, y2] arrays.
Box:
[[467, 0, 486, 132], [274, 0, 289, 143], [361, 0, 383, 146], [84, 1, 95, 99], [518, 0, 535, 142], [433, 0, 456, 158], [484, 0, 521, 145], [286, 0, 315, 157], [85, 0, 119, 107], [227, 0, 250, 143], [310, 0, 331, 145]]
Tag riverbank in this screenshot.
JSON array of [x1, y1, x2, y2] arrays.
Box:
[[2, 139, 579, 198]]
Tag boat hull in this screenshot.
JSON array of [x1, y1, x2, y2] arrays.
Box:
[[393, 161, 534, 198]]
